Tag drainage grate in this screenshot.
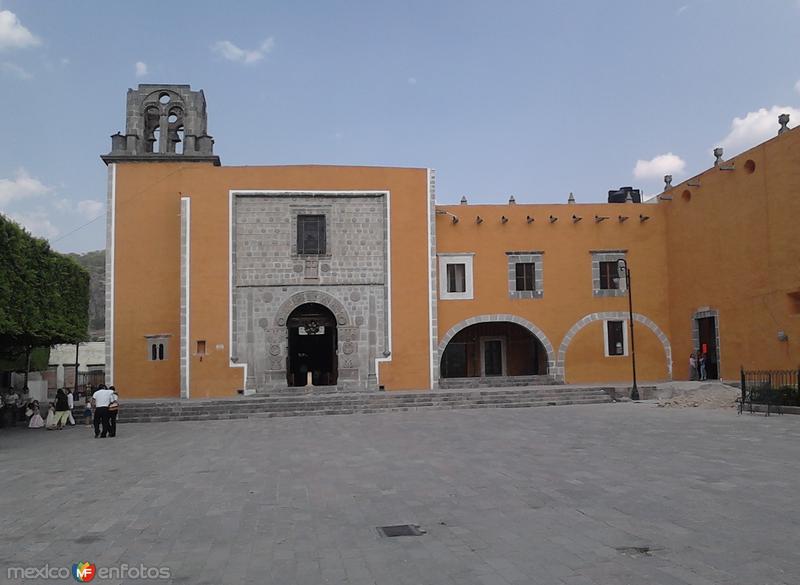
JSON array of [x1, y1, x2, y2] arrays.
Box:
[[377, 524, 425, 537], [615, 546, 653, 557]]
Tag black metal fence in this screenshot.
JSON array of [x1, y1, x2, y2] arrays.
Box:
[[739, 368, 800, 415]]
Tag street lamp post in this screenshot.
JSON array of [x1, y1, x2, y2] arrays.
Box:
[[617, 259, 639, 401]]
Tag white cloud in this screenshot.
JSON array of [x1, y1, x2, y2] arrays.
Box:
[[135, 61, 148, 77], [633, 152, 686, 180], [0, 9, 41, 51], [716, 105, 800, 155], [0, 168, 51, 206], [0, 61, 32, 79], [795, 80, 800, 95], [212, 38, 274, 64], [7, 210, 59, 239], [407, 77, 417, 85], [77, 199, 104, 218], [676, 5, 688, 15]]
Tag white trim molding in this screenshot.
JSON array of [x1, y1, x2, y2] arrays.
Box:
[[228, 190, 248, 392], [104, 164, 116, 386], [557, 311, 672, 381], [427, 169, 438, 390], [438, 253, 475, 300], [180, 196, 191, 399]]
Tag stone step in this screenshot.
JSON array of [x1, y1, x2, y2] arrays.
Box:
[[115, 387, 613, 423]]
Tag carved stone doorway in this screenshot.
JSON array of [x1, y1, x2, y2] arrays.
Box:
[[286, 303, 338, 387]]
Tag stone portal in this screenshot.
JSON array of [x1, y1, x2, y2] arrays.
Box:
[[231, 191, 389, 393]]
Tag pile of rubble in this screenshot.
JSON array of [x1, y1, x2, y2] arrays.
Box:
[[655, 382, 740, 409]]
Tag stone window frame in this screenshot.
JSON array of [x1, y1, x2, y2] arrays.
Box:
[[290, 205, 332, 258], [438, 253, 474, 300], [145, 334, 171, 361], [603, 319, 628, 357], [591, 250, 627, 297], [506, 251, 543, 299]]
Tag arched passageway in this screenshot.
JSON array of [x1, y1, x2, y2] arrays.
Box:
[[286, 303, 338, 387], [440, 321, 549, 379]]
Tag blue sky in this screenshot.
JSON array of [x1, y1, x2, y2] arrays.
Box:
[[1, 0, 799, 253]]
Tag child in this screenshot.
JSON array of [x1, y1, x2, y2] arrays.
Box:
[[28, 400, 44, 429], [83, 397, 93, 426], [45, 402, 57, 430]]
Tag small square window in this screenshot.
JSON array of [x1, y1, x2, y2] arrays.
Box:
[[297, 214, 326, 255], [447, 264, 466, 293], [146, 335, 169, 361], [515, 262, 535, 291], [599, 261, 620, 290]]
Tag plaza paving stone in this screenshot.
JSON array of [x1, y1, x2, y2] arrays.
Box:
[[1, 402, 799, 584]]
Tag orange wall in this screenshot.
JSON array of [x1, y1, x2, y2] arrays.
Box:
[[113, 164, 431, 397], [663, 127, 800, 380], [435, 203, 673, 383]]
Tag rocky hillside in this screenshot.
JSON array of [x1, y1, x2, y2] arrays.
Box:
[[67, 250, 105, 340]]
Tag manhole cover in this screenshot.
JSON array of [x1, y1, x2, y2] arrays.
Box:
[[377, 524, 425, 537]]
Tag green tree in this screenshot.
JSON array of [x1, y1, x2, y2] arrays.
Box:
[[0, 215, 90, 378]]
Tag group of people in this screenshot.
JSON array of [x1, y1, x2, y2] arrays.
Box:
[[689, 352, 709, 381], [1, 384, 120, 437]]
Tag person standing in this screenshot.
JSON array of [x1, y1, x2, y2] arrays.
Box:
[[92, 384, 114, 438], [699, 353, 708, 381], [83, 395, 93, 426], [52, 389, 71, 430], [2, 388, 20, 427], [66, 388, 76, 425], [689, 353, 697, 381], [107, 386, 119, 438]]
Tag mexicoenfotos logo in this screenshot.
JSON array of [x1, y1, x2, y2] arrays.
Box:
[[6, 562, 170, 581], [72, 561, 96, 582]]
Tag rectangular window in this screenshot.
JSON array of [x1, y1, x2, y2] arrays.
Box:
[[599, 261, 620, 290], [196, 340, 206, 356], [515, 262, 535, 291], [447, 263, 466, 293], [439, 254, 474, 300], [297, 214, 326, 255], [606, 320, 625, 356]]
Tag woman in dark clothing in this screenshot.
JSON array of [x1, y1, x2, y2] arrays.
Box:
[[52, 389, 71, 430]]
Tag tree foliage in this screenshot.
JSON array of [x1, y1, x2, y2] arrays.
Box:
[[0, 215, 90, 357]]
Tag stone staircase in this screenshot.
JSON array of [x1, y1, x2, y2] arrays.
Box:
[[438, 375, 559, 389], [116, 386, 614, 423]]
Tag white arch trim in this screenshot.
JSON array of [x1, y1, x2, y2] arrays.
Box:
[[556, 311, 672, 380]]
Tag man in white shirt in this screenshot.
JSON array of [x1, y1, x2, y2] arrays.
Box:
[[91, 385, 115, 438]]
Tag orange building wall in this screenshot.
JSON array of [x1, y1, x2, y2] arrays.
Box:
[[112, 164, 431, 398], [662, 127, 800, 381], [434, 203, 673, 384]]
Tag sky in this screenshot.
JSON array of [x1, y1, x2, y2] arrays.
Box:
[[1, 0, 799, 253]]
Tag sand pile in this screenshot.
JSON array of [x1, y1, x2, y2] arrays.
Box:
[[656, 383, 740, 409]]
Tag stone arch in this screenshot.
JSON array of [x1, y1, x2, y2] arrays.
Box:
[[556, 312, 672, 380], [274, 290, 350, 328], [437, 314, 556, 378]]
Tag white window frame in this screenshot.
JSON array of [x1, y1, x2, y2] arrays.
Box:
[[438, 253, 474, 300], [480, 336, 506, 376], [603, 320, 629, 357]]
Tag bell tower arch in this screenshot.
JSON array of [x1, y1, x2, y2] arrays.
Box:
[[102, 84, 220, 165]]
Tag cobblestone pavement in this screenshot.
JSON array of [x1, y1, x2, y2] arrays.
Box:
[[1, 403, 799, 585]]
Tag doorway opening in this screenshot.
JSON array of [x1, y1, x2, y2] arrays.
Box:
[[696, 316, 719, 379], [286, 303, 338, 387]]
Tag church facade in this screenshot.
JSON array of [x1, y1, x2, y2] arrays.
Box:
[[102, 85, 800, 399]]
